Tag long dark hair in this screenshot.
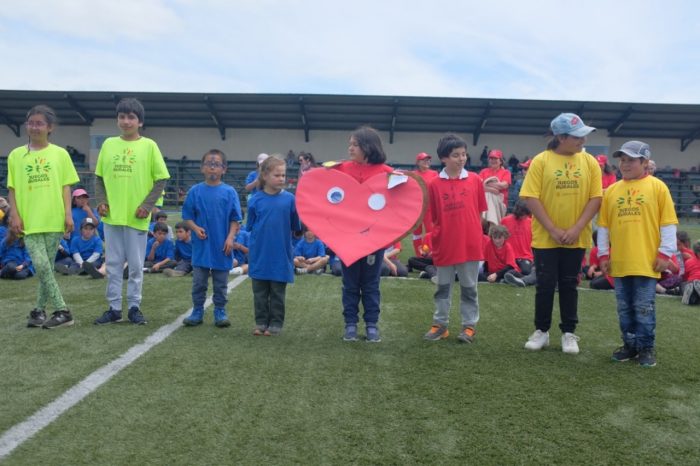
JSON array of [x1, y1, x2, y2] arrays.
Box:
[[350, 126, 386, 164]]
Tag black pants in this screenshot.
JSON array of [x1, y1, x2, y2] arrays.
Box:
[[533, 248, 585, 333]]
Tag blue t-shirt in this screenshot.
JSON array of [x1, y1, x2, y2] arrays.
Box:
[[55, 238, 71, 261], [71, 207, 100, 241], [145, 237, 175, 262], [233, 229, 250, 265], [182, 182, 242, 271], [294, 238, 326, 259], [246, 190, 300, 283], [175, 239, 192, 261], [69, 235, 103, 261], [0, 226, 6, 245], [245, 170, 260, 197], [0, 239, 32, 272]]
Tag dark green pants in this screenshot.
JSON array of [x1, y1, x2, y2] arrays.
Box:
[[251, 279, 287, 328]]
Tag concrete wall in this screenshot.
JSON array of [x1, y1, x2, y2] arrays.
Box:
[[2, 123, 699, 170]]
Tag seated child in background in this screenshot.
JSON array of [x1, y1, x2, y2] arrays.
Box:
[[587, 232, 614, 290], [54, 237, 71, 267], [144, 222, 176, 273], [656, 253, 681, 295], [230, 226, 250, 276], [148, 210, 174, 241], [407, 232, 435, 279], [0, 232, 34, 280], [500, 200, 534, 275], [681, 241, 700, 305], [163, 221, 193, 277], [381, 241, 408, 277], [479, 224, 518, 283], [57, 218, 104, 278], [293, 228, 329, 275]]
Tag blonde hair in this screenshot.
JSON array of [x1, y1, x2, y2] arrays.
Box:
[[489, 224, 510, 239], [258, 154, 286, 190]]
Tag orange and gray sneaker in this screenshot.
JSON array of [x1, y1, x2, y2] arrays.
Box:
[[457, 326, 476, 343], [423, 325, 449, 341]]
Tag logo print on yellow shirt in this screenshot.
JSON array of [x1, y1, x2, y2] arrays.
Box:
[[24, 157, 52, 184], [112, 148, 136, 173], [616, 188, 644, 217], [554, 162, 581, 190]]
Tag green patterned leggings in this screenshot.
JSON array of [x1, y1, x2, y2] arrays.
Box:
[[24, 232, 67, 311]]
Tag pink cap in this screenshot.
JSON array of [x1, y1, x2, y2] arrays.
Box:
[[415, 152, 431, 161], [519, 159, 531, 169], [72, 188, 88, 197], [488, 149, 503, 159], [596, 154, 608, 167]]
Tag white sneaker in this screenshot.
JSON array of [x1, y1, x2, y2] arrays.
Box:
[[561, 332, 580, 354], [229, 267, 243, 276], [524, 329, 549, 350]]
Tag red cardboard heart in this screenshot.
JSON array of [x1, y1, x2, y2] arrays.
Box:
[[296, 168, 426, 266]]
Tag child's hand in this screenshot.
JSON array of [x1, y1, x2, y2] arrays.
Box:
[[193, 226, 207, 240], [223, 237, 234, 255], [135, 207, 150, 218], [599, 258, 610, 274], [653, 257, 671, 273], [487, 273, 497, 283], [152, 263, 161, 271], [16, 264, 24, 272], [64, 216, 74, 236]]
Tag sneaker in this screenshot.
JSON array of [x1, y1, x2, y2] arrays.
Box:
[[366, 325, 381, 343], [27, 309, 47, 328], [343, 324, 358, 342], [253, 325, 267, 336], [418, 271, 429, 279], [430, 275, 439, 285], [163, 268, 185, 277], [423, 325, 449, 341], [127, 306, 147, 325], [183, 308, 204, 326], [561, 332, 580, 354], [54, 263, 70, 275], [94, 309, 123, 325], [213, 308, 230, 328], [82, 261, 104, 279], [267, 326, 282, 336], [313, 269, 323, 275], [295, 267, 308, 275], [504, 272, 526, 287], [42, 310, 74, 329], [229, 267, 243, 276], [681, 283, 695, 305], [524, 329, 549, 350], [638, 347, 657, 368], [457, 326, 476, 343], [611, 344, 639, 362]]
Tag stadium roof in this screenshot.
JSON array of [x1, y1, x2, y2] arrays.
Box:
[[1, 90, 699, 151]]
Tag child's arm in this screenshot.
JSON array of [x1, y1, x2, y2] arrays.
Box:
[[7, 188, 23, 236], [561, 197, 602, 246], [524, 197, 565, 244], [62, 185, 74, 236], [654, 224, 677, 273], [95, 176, 109, 216], [223, 221, 239, 256], [147, 240, 158, 261], [136, 179, 168, 219], [184, 220, 206, 240], [597, 227, 610, 274]]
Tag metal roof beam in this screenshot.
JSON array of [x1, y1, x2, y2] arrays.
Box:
[[0, 108, 20, 137], [204, 95, 226, 140], [608, 106, 634, 136], [681, 126, 700, 151], [390, 98, 399, 144], [299, 97, 310, 142], [473, 101, 492, 146], [64, 93, 94, 124]]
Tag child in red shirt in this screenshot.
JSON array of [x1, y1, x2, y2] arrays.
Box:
[[480, 224, 518, 283], [681, 241, 700, 305], [500, 200, 534, 274]]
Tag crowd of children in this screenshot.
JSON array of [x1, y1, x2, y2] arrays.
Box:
[[5, 102, 700, 370]]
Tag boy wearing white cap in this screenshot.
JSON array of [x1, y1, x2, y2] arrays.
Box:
[[597, 141, 678, 367]]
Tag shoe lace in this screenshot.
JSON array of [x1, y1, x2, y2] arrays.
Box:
[[564, 333, 580, 343]]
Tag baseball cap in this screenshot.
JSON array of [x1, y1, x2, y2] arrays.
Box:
[[519, 159, 532, 169], [72, 188, 89, 197], [550, 113, 596, 137], [613, 141, 651, 159], [415, 152, 431, 162], [257, 153, 270, 164], [81, 217, 96, 228], [595, 155, 608, 167], [488, 149, 503, 159]]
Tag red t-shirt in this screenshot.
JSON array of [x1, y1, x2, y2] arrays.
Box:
[[601, 172, 617, 189], [483, 239, 519, 273], [429, 173, 487, 266], [413, 168, 439, 233], [500, 214, 533, 261], [333, 160, 393, 183], [684, 255, 700, 281], [479, 167, 512, 206], [589, 246, 615, 286]]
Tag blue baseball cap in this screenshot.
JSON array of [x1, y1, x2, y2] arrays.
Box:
[[550, 113, 596, 137]]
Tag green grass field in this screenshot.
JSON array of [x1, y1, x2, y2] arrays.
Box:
[[1, 223, 699, 465]]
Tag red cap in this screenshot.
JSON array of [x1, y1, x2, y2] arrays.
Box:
[[596, 154, 608, 167], [488, 149, 503, 159], [519, 159, 531, 169], [415, 152, 431, 161]]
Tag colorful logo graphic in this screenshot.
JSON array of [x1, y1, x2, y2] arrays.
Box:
[[616, 188, 645, 208], [554, 162, 581, 180], [24, 157, 51, 175], [113, 148, 135, 165]]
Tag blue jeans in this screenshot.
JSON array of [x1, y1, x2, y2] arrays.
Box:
[[340, 249, 384, 325], [613, 276, 657, 349], [192, 267, 229, 310]]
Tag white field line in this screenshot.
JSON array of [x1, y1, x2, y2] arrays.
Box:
[[0, 275, 248, 461]]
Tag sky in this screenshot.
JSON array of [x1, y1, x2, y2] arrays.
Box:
[[1, 0, 699, 104]]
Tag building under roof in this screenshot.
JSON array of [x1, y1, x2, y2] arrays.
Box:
[[1, 90, 699, 151]]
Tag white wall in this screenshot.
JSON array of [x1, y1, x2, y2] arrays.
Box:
[[2, 123, 699, 170]]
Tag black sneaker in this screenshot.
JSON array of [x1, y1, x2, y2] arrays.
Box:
[[128, 306, 147, 325], [27, 309, 47, 328], [82, 261, 104, 279], [94, 309, 123, 325], [638, 347, 657, 368], [42, 310, 75, 329], [611, 344, 638, 362]]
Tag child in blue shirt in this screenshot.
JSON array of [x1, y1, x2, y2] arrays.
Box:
[[229, 227, 250, 276], [70, 188, 100, 241], [293, 228, 329, 275], [144, 222, 176, 273], [57, 217, 104, 278], [163, 221, 193, 277], [0, 233, 34, 280], [182, 149, 242, 327], [246, 155, 301, 336], [148, 210, 174, 241]]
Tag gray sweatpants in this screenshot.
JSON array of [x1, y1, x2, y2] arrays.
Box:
[[433, 261, 480, 328], [104, 224, 148, 311]]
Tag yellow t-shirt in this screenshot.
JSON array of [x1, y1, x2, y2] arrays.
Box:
[[6, 144, 79, 234], [95, 136, 170, 231], [520, 150, 602, 249], [598, 175, 678, 278]]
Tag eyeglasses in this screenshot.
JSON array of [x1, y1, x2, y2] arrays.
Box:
[[202, 162, 225, 168], [25, 121, 48, 128]]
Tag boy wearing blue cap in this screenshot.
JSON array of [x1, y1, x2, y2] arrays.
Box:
[[597, 141, 678, 367]]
